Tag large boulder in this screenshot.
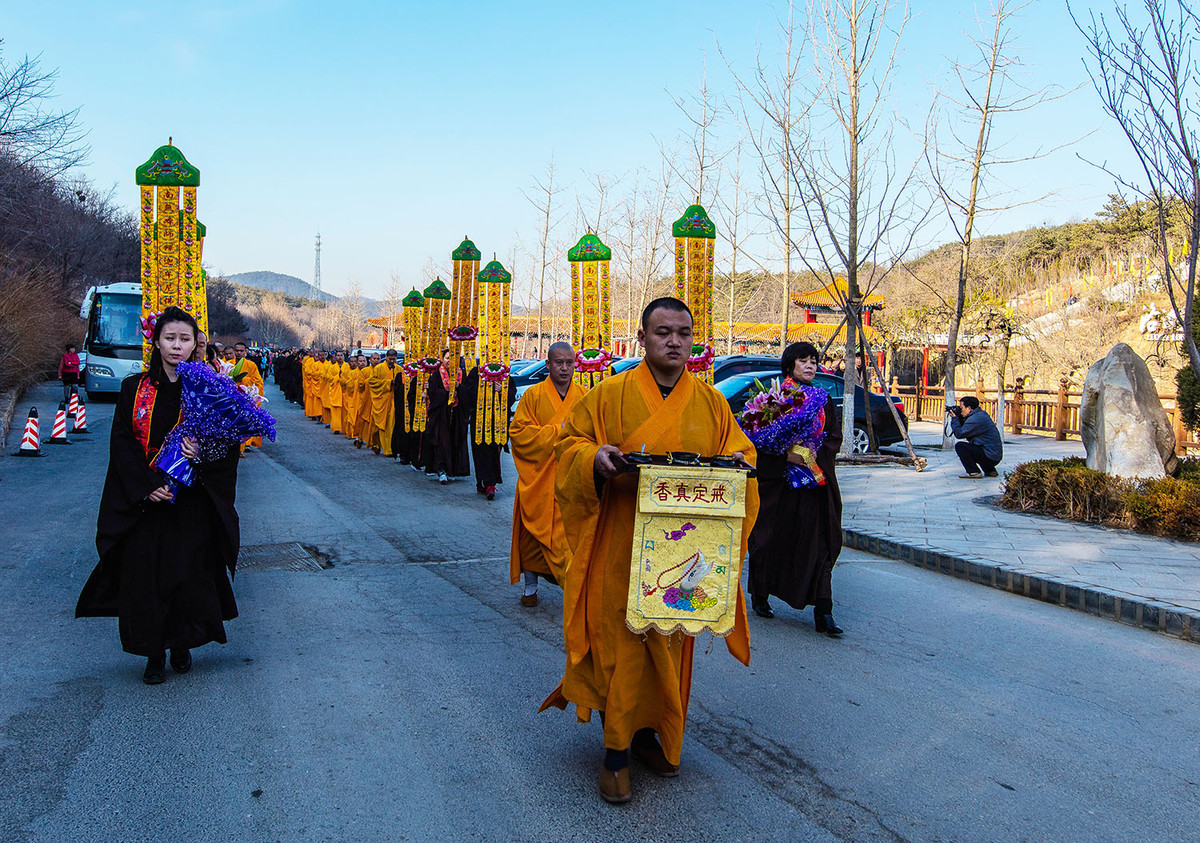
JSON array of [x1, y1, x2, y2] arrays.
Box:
[[1079, 343, 1178, 479]]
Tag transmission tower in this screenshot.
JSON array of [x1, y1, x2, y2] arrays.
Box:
[[313, 232, 322, 296]]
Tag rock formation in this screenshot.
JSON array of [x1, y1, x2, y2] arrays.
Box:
[[1079, 343, 1178, 479]]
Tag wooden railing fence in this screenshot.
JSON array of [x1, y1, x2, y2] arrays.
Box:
[[889, 378, 1199, 456]]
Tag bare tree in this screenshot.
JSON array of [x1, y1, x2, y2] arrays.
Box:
[[381, 273, 404, 349], [788, 0, 926, 456], [522, 160, 565, 355], [0, 42, 89, 182], [338, 281, 366, 350], [723, 3, 808, 350], [252, 296, 300, 348], [1074, 0, 1200, 380], [931, 0, 1065, 447]]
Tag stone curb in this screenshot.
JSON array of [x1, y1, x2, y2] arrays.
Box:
[[842, 527, 1200, 645]]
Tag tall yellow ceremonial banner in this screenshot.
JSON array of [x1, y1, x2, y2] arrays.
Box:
[[626, 465, 748, 638], [567, 233, 613, 390], [449, 237, 481, 391], [414, 278, 451, 431], [136, 143, 206, 365], [672, 204, 717, 383], [474, 260, 512, 445], [402, 289, 425, 433]]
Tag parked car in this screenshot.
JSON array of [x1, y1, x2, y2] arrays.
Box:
[[510, 359, 549, 391], [717, 371, 909, 453], [711, 354, 784, 383]]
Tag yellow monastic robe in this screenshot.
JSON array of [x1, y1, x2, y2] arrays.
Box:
[[320, 361, 333, 426], [509, 378, 584, 585], [232, 357, 265, 449], [539, 363, 759, 766], [367, 361, 396, 456], [341, 364, 358, 440], [327, 361, 345, 434], [355, 367, 372, 442], [303, 357, 319, 418]]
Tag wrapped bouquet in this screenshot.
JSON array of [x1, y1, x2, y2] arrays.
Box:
[[152, 361, 278, 490], [737, 377, 829, 489]]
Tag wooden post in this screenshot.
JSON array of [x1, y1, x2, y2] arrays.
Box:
[[1173, 401, 1186, 457], [1054, 378, 1069, 441], [1011, 379, 1024, 435], [915, 376, 923, 422], [975, 377, 984, 400]]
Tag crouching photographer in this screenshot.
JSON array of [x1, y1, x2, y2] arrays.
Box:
[[948, 396, 1003, 479]]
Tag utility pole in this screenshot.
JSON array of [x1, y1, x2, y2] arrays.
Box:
[[313, 232, 322, 297]]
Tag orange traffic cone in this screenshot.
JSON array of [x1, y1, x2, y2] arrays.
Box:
[[13, 407, 43, 457], [48, 402, 72, 445], [72, 397, 90, 434]]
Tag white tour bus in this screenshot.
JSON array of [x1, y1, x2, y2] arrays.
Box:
[[79, 282, 145, 396]]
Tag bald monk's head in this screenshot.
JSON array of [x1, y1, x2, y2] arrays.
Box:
[[638, 297, 693, 382], [547, 341, 575, 392]]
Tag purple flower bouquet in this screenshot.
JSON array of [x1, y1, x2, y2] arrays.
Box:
[[152, 361, 277, 490], [737, 379, 828, 489]]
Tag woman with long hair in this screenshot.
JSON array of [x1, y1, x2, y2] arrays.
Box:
[[76, 306, 241, 684]]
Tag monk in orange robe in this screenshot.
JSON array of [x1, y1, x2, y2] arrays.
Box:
[[326, 351, 347, 434], [340, 355, 357, 440], [232, 342, 265, 452], [509, 342, 583, 607], [302, 352, 319, 419], [540, 298, 758, 804], [353, 355, 374, 446], [368, 350, 398, 456]]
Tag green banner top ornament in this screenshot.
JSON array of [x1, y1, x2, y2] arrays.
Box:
[[136, 144, 200, 186], [672, 204, 716, 239], [568, 233, 612, 262], [452, 237, 481, 262], [403, 289, 425, 307], [478, 260, 512, 284], [423, 278, 452, 300]]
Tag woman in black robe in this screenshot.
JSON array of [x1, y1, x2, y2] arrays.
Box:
[[421, 350, 461, 484], [746, 341, 845, 636], [391, 366, 411, 464], [76, 306, 240, 684]]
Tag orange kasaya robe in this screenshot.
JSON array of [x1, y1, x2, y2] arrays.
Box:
[[355, 366, 373, 442], [303, 357, 319, 418], [539, 363, 759, 767], [327, 361, 345, 434], [232, 357, 265, 450], [509, 377, 584, 585], [320, 361, 333, 426], [341, 364, 359, 440], [368, 361, 396, 456]]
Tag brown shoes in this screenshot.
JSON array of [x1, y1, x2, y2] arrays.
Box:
[[598, 766, 631, 804], [520, 593, 538, 608], [632, 735, 680, 777]]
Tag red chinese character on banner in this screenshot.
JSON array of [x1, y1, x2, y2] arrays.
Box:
[[692, 484, 710, 503], [674, 483, 691, 502], [654, 482, 671, 501], [711, 484, 728, 503]]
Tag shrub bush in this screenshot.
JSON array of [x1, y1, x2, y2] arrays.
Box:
[[1000, 457, 1200, 542]]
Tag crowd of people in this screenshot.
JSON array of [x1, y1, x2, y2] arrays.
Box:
[[76, 297, 850, 807], [270, 345, 513, 497]]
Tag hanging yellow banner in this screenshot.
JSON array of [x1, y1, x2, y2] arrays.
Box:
[[626, 464, 748, 638]]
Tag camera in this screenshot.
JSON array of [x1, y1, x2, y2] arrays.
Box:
[[947, 405, 963, 418]]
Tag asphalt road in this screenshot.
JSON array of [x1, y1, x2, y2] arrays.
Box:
[[1, 380, 1197, 842]]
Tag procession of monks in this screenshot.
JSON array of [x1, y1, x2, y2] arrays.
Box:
[[277, 297, 759, 805]]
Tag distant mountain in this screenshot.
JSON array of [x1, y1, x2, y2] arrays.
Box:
[[226, 270, 386, 317], [226, 271, 336, 303]]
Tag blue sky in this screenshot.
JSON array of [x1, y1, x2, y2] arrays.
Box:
[[3, 0, 1139, 298]]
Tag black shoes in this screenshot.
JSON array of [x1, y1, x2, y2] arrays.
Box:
[[815, 612, 844, 636], [143, 652, 167, 685], [170, 648, 192, 674], [751, 596, 774, 618]]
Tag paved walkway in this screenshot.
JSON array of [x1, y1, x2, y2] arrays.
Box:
[[838, 422, 1200, 642]]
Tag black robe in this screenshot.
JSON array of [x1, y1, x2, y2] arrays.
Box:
[[390, 371, 412, 462], [421, 368, 469, 476], [746, 393, 843, 611], [462, 367, 516, 491], [76, 374, 240, 657]]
